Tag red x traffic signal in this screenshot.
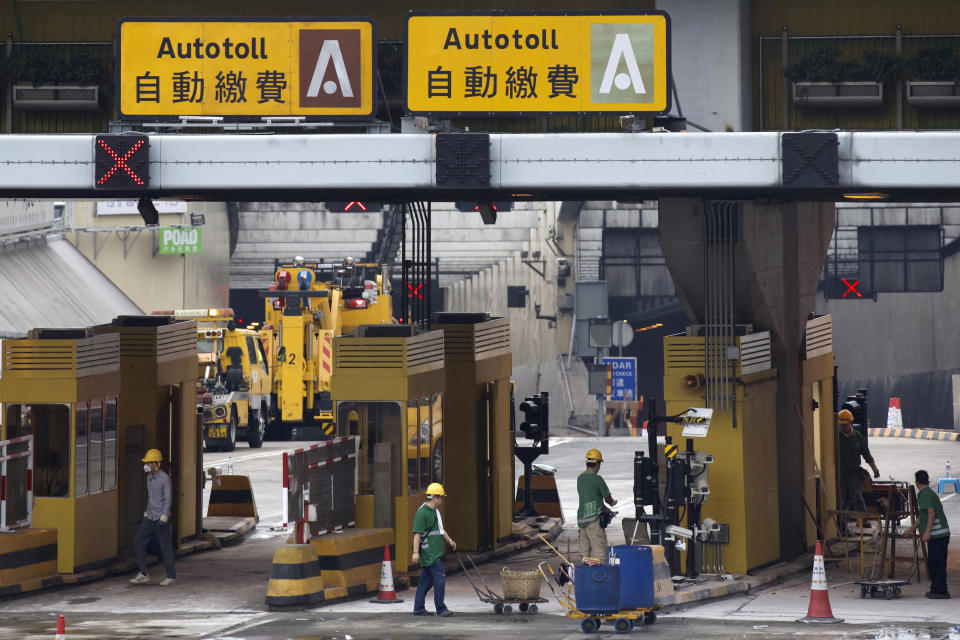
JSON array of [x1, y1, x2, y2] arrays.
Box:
[[95, 135, 150, 190]]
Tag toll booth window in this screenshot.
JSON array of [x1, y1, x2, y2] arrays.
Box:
[[407, 400, 420, 493], [89, 400, 103, 493], [408, 394, 443, 493], [104, 397, 118, 490], [337, 401, 401, 496], [428, 394, 442, 485], [75, 402, 88, 496], [6, 404, 70, 498]]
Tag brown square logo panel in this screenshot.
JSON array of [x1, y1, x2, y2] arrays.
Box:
[[299, 29, 362, 108]]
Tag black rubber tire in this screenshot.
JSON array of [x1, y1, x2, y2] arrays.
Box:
[[894, 586, 902, 599], [580, 618, 598, 634], [527, 604, 538, 614], [860, 585, 867, 599], [615, 618, 632, 634], [222, 414, 237, 453], [247, 407, 265, 448], [494, 603, 503, 614], [519, 602, 529, 613], [502, 604, 512, 614], [645, 612, 656, 625]]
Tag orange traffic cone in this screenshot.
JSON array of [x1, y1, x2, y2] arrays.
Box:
[[55, 615, 66, 639], [798, 541, 842, 623], [369, 545, 403, 603]]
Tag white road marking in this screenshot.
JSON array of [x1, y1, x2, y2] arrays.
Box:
[[205, 448, 287, 464]]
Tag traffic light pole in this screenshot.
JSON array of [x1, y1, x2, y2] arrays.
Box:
[[515, 392, 549, 519]]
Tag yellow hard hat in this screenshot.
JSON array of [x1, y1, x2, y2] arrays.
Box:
[[142, 448, 163, 463], [586, 448, 603, 463], [837, 409, 854, 424], [425, 482, 446, 497]]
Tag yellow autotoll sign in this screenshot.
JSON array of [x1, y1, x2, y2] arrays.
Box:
[[405, 12, 670, 115], [117, 18, 376, 119]]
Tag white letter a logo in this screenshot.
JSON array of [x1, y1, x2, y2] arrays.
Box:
[[306, 40, 354, 98], [598, 33, 646, 95]]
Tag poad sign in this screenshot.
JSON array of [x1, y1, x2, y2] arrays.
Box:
[[159, 227, 202, 255], [117, 18, 376, 119], [405, 11, 670, 115]]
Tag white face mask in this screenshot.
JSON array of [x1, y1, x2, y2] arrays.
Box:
[[143, 463, 153, 473]]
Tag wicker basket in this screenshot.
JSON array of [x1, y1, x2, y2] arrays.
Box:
[[500, 567, 543, 600]]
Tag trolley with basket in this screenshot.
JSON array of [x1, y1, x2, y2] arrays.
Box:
[[458, 554, 547, 614]]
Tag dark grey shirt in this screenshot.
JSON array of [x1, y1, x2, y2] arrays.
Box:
[[145, 469, 173, 521]]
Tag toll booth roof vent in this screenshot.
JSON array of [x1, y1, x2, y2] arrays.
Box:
[[432, 312, 492, 325], [27, 327, 92, 340], [355, 325, 415, 338], [113, 315, 173, 327]]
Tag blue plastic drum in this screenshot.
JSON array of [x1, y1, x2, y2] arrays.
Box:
[[573, 564, 621, 616], [607, 545, 655, 609]]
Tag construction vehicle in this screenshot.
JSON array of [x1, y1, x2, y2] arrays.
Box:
[[153, 309, 272, 452], [262, 257, 394, 440]]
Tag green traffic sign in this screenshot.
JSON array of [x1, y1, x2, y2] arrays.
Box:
[[159, 227, 202, 255]]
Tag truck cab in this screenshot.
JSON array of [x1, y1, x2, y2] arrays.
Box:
[[161, 309, 272, 452]]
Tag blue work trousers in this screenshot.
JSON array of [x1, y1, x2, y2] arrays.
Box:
[[413, 560, 448, 614]]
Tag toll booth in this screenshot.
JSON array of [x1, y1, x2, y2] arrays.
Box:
[[92, 316, 200, 554], [432, 313, 513, 551], [663, 330, 781, 574], [330, 326, 445, 573], [800, 315, 838, 544], [0, 329, 122, 574]]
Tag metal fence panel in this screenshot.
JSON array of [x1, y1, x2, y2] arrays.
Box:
[[0, 435, 33, 531], [283, 436, 356, 542]]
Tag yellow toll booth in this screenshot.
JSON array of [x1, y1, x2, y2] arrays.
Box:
[[663, 332, 781, 574], [432, 313, 513, 551], [663, 318, 837, 574], [0, 316, 199, 578], [1, 329, 122, 574], [92, 316, 200, 553], [331, 326, 445, 573]]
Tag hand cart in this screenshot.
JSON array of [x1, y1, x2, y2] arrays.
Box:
[[854, 526, 920, 600], [538, 562, 659, 634], [458, 554, 547, 614]]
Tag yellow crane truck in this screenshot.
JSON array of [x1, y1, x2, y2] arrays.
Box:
[[262, 258, 393, 440], [155, 309, 272, 451]]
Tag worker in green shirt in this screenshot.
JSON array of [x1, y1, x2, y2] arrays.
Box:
[[577, 448, 617, 565], [902, 470, 951, 599], [837, 409, 879, 512], [412, 482, 457, 616]]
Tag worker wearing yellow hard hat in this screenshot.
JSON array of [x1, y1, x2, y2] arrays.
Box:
[[130, 448, 176, 587], [577, 448, 617, 565], [412, 482, 456, 616], [837, 409, 879, 513]]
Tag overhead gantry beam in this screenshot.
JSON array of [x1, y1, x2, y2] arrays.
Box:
[[2, 131, 960, 201]]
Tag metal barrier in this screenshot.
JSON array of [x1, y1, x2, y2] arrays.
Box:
[[283, 437, 356, 543], [0, 435, 33, 532]]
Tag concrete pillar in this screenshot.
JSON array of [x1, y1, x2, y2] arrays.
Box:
[[656, 0, 752, 132], [659, 198, 834, 562]]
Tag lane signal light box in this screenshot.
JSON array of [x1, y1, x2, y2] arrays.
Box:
[[94, 135, 150, 190]]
